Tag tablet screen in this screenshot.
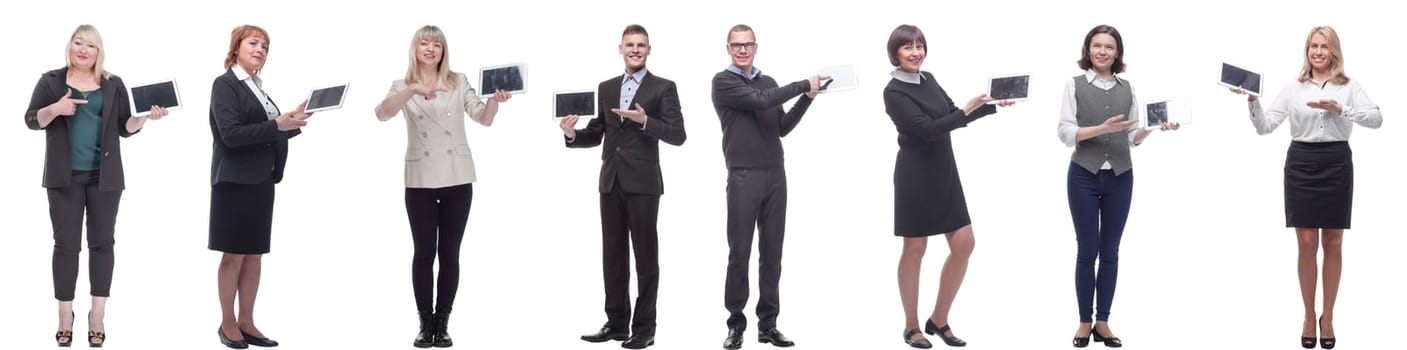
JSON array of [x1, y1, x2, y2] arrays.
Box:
[[989, 74, 1030, 101], [130, 80, 180, 114], [1220, 63, 1262, 95], [305, 84, 348, 113], [554, 91, 595, 118], [1146, 100, 1169, 128], [480, 64, 526, 96]]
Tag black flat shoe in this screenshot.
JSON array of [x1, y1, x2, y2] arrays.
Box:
[[1073, 331, 1091, 348], [415, 312, 435, 348], [582, 325, 630, 343], [904, 329, 933, 349], [217, 328, 249, 349], [1090, 328, 1122, 348], [758, 328, 794, 347], [622, 334, 655, 349], [723, 328, 743, 350], [431, 311, 453, 348], [924, 319, 966, 347], [241, 331, 279, 347]]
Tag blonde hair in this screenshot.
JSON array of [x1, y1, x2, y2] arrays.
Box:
[[403, 25, 459, 90], [67, 25, 112, 84], [1298, 26, 1350, 85]]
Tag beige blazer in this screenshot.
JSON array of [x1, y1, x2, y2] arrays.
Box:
[[375, 74, 487, 188]]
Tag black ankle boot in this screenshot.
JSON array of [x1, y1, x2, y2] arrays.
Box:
[[414, 312, 435, 348], [432, 310, 453, 348]]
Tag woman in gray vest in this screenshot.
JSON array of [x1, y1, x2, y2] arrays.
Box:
[[1231, 26, 1380, 350], [1056, 25, 1177, 348], [883, 24, 1013, 349]]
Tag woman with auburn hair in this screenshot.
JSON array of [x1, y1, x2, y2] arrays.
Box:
[[1231, 25, 1381, 350], [208, 24, 314, 349], [24, 24, 168, 347], [374, 25, 510, 348]]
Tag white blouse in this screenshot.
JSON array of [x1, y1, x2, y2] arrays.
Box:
[[1249, 78, 1382, 142]]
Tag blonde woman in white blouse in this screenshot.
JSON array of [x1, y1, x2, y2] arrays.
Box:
[[1233, 25, 1380, 350], [375, 25, 510, 348]]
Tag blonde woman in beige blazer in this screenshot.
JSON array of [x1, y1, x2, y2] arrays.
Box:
[[374, 25, 510, 348]]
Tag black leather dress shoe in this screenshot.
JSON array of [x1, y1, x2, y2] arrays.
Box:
[[582, 325, 631, 343], [758, 328, 794, 347], [622, 334, 655, 349], [723, 328, 743, 349], [242, 332, 279, 347], [217, 328, 249, 349]]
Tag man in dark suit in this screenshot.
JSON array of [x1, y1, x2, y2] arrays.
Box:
[[711, 24, 823, 350], [559, 24, 686, 350]]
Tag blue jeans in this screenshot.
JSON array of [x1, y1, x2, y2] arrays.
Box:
[[1066, 162, 1133, 322]]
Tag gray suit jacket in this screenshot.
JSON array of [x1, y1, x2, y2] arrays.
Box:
[[24, 67, 139, 191]]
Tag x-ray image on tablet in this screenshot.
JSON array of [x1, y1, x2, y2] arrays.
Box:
[[1219, 62, 1262, 96], [304, 83, 349, 113], [988, 73, 1030, 103], [1142, 98, 1193, 129], [554, 90, 596, 119], [128, 79, 182, 116], [479, 63, 527, 97], [815, 64, 857, 93]]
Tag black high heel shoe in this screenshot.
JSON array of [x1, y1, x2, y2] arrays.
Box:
[[1302, 317, 1317, 349], [87, 311, 105, 348], [56, 311, 74, 347], [1090, 327, 1122, 348], [1318, 316, 1335, 349], [904, 329, 932, 349], [924, 319, 966, 347]]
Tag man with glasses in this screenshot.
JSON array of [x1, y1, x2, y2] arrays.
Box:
[[711, 24, 826, 350], [562, 24, 687, 350]]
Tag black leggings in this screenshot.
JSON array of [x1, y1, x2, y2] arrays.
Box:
[[405, 184, 472, 313]]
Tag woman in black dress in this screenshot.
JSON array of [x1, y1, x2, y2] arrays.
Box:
[[883, 24, 1011, 349]]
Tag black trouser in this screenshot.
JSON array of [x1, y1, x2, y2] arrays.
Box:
[[724, 167, 787, 331], [405, 183, 473, 314], [48, 171, 122, 302], [599, 187, 661, 337]]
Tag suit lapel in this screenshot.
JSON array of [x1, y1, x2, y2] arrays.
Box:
[[602, 74, 623, 124], [100, 77, 118, 122]]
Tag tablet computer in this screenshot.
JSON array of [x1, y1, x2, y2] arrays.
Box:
[[1142, 98, 1193, 129], [304, 83, 349, 113], [128, 79, 181, 116], [1219, 62, 1262, 96], [816, 64, 857, 93], [479, 63, 527, 97], [554, 90, 596, 119], [988, 73, 1030, 103]]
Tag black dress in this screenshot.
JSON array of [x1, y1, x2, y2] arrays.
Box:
[[883, 71, 996, 237]]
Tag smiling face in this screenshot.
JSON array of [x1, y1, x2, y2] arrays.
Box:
[[236, 35, 269, 74], [896, 41, 926, 73], [416, 38, 444, 68], [619, 33, 650, 73], [1087, 33, 1118, 74], [1307, 33, 1333, 71], [727, 30, 757, 71], [68, 35, 99, 72]]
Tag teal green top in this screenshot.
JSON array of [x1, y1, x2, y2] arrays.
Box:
[[67, 86, 103, 171]]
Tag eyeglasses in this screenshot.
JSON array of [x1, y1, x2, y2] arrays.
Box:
[[728, 42, 757, 52]]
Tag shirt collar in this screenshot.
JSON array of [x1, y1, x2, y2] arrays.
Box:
[[232, 66, 262, 88], [726, 65, 762, 80], [623, 68, 648, 84], [1083, 69, 1121, 85], [891, 69, 923, 84]]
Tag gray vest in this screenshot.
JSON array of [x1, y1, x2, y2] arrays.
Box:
[[1070, 75, 1133, 175]]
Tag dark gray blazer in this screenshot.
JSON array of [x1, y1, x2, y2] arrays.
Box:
[[208, 68, 301, 185], [24, 67, 139, 191], [565, 71, 687, 195]]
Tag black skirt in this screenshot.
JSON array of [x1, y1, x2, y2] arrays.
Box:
[[1284, 141, 1353, 229], [209, 180, 276, 254]]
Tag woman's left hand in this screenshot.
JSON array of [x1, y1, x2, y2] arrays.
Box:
[[1307, 99, 1343, 114], [1159, 122, 1180, 131], [490, 89, 511, 103], [146, 106, 169, 120]]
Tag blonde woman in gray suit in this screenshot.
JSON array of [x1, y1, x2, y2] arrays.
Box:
[[375, 25, 510, 348]]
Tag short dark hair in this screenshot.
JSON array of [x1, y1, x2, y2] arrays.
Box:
[[1078, 24, 1125, 73], [728, 24, 753, 41], [622, 24, 649, 39], [887, 25, 926, 67]]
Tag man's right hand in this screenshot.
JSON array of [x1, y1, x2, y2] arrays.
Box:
[[806, 74, 831, 98], [48, 91, 89, 117], [560, 115, 579, 139]]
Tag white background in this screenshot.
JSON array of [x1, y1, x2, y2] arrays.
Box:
[[2, 0, 1403, 349]]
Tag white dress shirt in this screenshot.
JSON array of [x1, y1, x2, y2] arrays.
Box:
[[1057, 70, 1139, 169], [1249, 78, 1382, 141], [232, 67, 279, 119]]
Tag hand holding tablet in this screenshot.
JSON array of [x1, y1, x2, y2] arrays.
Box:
[[987, 73, 1030, 104], [815, 64, 857, 93], [479, 63, 528, 97], [128, 79, 181, 117], [1142, 98, 1192, 130], [304, 83, 349, 113], [1219, 62, 1262, 96], [554, 90, 596, 119]]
